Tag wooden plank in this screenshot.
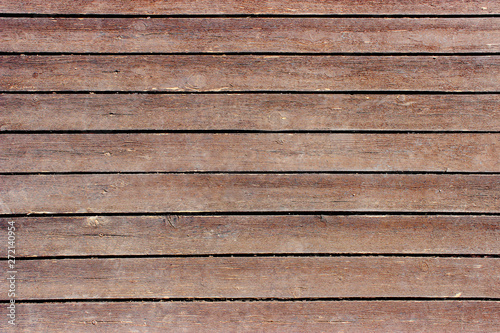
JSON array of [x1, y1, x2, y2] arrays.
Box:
[[0, 0, 498, 15], [2, 133, 498, 173], [2, 94, 499, 131], [2, 257, 498, 299], [2, 55, 498, 92], [2, 301, 499, 332], [2, 18, 500, 53], [1, 215, 498, 257], [0, 174, 497, 214]]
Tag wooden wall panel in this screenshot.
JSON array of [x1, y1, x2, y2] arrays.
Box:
[[1, 174, 498, 214], [2, 257, 498, 300], [1, 215, 498, 257], [2, 18, 499, 53], [2, 55, 498, 92], [2, 301, 499, 332], [1, 0, 499, 15], [2, 133, 498, 172], [2, 94, 499, 131]]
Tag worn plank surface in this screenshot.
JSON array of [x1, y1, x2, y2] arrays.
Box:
[[2, 93, 499, 131], [1, 0, 498, 15], [2, 301, 499, 332], [2, 55, 499, 92], [1, 174, 498, 214], [1, 215, 498, 257], [1, 1, 499, 331], [2, 257, 498, 299], [2, 133, 498, 172], [2, 18, 500, 53]]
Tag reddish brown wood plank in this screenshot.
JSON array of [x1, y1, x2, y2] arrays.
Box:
[[2, 257, 498, 299], [2, 94, 499, 131], [1, 215, 498, 257], [0, 174, 497, 214], [2, 18, 499, 53], [1, 301, 498, 332], [2, 55, 498, 92], [0, 0, 498, 15], [2, 133, 498, 172]]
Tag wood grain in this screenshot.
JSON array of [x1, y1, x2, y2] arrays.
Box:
[[3, 257, 498, 299], [2, 133, 498, 172], [2, 301, 499, 332], [1, 215, 498, 257], [2, 55, 498, 92], [0, 0, 498, 15], [2, 94, 499, 131], [1, 0, 498, 330], [2, 18, 499, 53], [1, 174, 498, 214]]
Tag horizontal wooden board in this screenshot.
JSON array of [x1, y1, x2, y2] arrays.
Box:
[[0, 174, 498, 214], [2, 94, 499, 131], [2, 18, 500, 53], [2, 133, 498, 172], [1, 301, 498, 332], [2, 55, 498, 92], [2, 257, 498, 299], [1, 215, 498, 257], [0, 0, 498, 15]]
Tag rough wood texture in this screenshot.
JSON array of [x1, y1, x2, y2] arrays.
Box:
[[2, 94, 499, 131], [1, 215, 498, 257], [1, 174, 498, 214], [1, 0, 499, 331], [2, 55, 498, 92], [2, 18, 499, 53], [3, 257, 498, 299], [0, 0, 498, 15], [1, 301, 499, 332], [2, 133, 498, 172]]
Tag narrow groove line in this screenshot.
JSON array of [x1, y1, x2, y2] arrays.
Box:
[[0, 13, 499, 18], [2, 253, 498, 261], [1, 171, 498, 176], [2, 91, 499, 95], [2, 52, 500, 56], [2, 130, 499, 134], [3, 297, 499, 304], [1, 212, 499, 218]]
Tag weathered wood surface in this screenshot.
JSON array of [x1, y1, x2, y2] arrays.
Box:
[[2, 55, 498, 92], [1, 301, 499, 332], [2, 133, 498, 172], [1, 174, 498, 214], [1, 1, 498, 330], [2, 94, 499, 132], [1, 0, 498, 15], [2, 257, 498, 299], [1, 215, 498, 257], [3, 18, 500, 53]]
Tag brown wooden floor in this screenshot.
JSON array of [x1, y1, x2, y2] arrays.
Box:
[[1, 1, 499, 332]]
